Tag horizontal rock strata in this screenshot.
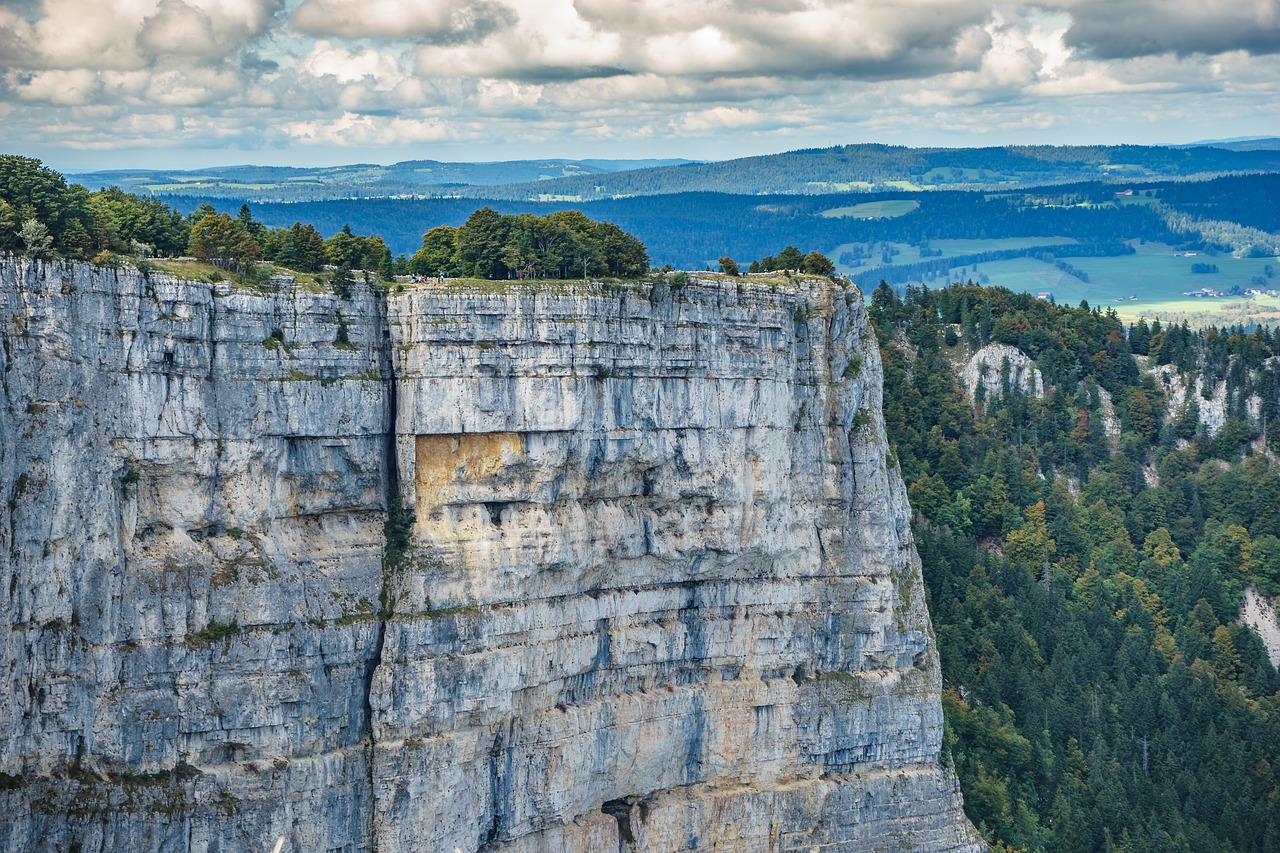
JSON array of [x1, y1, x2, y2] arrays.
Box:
[[0, 258, 982, 853]]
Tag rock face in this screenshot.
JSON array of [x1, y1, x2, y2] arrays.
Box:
[[0, 258, 982, 853], [1240, 587, 1280, 670], [1147, 358, 1266, 438], [961, 343, 1044, 402]]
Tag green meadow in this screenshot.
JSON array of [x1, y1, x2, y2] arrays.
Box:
[[940, 242, 1280, 325], [831, 236, 1079, 275], [820, 199, 920, 219], [927, 236, 1076, 255], [838, 239, 1280, 325]]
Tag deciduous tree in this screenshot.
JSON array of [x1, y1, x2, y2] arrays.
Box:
[[189, 212, 261, 271]]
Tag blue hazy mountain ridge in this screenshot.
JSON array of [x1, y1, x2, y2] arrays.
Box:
[[1172, 137, 1280, 151], [416, 143, 1280, 201], [66, 158, 697, 201], [70, 144, 1280, 205]]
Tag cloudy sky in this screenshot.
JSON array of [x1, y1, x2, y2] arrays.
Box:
[[2, 0, 1278, 171]]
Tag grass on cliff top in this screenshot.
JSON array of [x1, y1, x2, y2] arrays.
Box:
[[146, 258, 229, 283], [397, 272, 823, 296], [405, 276, 612, 295], [141, 262, 838, 299], [147, 259, 349, 293]]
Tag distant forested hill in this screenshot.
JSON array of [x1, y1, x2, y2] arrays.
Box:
[[67, 158, 695, 202], [452, 144, 1280, 200], [71, 145, 1280, 204], [1173, 137, 1280, 152], [1151, 173, 1280, 233], [161, 177, 1230, 266], [199, 188, 1168, 266]]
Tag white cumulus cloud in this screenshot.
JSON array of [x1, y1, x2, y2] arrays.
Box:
[[1, 0, 1278, 164], [292, 0, 515, 43]]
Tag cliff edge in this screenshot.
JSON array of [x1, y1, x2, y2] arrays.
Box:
[[0, 258, 982, 852]]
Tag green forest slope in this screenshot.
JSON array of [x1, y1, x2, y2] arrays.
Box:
[[452, 144, 1280, 200], [873, 282, 1280, 852]]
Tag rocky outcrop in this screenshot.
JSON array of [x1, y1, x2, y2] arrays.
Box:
[[1093, 385, 1123, 454], [0, 258, 982, 852], [961, 343, 1043, 402], [1241, 587, 1280, 670], [1147, 358, 1265, 437]]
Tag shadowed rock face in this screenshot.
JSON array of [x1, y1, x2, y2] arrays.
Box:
[[0, 258, 983, 853]]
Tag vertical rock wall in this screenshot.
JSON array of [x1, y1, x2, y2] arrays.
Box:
[[0, 258, 982, 852], [0, 259, 388, 851]]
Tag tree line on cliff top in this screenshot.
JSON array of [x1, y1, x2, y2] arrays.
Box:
[[0, 156, 652, 281], [407, 206, 648, 279], [875, 281, 1280, 852]]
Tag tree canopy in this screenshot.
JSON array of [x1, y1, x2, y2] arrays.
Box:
[[0, 158, 408, 284], [409, 207, 648, 279], [876, 280, 1280, 852], [189, 212, 261, 271], [0, 155, 190, 260], [747, 245, 836, 275]]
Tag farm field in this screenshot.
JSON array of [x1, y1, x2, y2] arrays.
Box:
[[145, 182, 282, 191], [919, 167, 986, 183], [928, 236, 1076, 255], [820, 199, 920, 219], [934, 242, 1280, 324], [805, 181, 876, 191], [806, 179, 930, 192], [831, 236, 1081, 275]]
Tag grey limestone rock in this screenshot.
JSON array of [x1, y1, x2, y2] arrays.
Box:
[[0, 258, 983, 852], [961, 343, 1044, 402]]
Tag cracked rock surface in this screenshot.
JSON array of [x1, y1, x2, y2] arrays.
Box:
[[0, 259, 983, 853]]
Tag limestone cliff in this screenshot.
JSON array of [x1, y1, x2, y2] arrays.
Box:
[[0, 258, 982, 852]]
